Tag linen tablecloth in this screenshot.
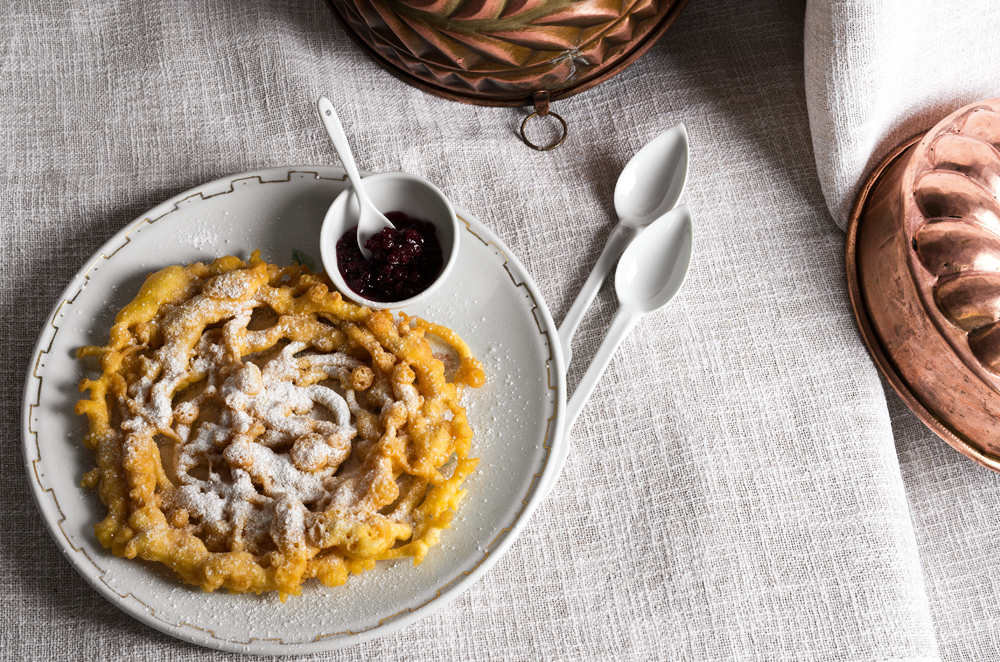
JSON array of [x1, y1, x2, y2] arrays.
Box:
[[1, 0, 995, 659]]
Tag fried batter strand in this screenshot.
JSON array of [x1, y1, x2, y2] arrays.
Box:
[[75, 251, 485, 600]]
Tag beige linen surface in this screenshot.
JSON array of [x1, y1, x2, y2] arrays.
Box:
[[0, 0, 955, 659]]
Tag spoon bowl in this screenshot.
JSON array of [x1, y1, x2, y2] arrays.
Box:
[[614, 124, 689, 223], [557, 123, 689, 365], [615, 204, 692, 309], [319, 172, 460, 309]]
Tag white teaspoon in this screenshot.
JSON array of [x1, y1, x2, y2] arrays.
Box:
[[558, 124, 689, 367], [545, 204, 694, 498]]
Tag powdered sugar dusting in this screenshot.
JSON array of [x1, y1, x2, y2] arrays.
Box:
[[120, 268, 390, 554]]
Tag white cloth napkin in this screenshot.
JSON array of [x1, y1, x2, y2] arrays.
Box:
[[804, 0, 1000, 229], [806, 2, 1000, 658]]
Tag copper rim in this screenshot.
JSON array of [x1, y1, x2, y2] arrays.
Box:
[[846, 132, 1000, 472]]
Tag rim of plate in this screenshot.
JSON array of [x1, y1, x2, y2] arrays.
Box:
[[21, 165, 567, 654]]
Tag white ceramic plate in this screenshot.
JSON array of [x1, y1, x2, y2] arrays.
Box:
[[22, 166, 566, 655]]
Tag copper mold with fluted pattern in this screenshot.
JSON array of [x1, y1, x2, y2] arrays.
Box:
[[322, 0, 689, 107], [849, 98, 1000, 471]]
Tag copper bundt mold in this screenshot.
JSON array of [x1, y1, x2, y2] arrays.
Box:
[[849, 99, 1000, 471], [322, 0, 689, 108]]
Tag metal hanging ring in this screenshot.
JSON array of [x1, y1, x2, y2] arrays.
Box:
[[520, 111, 568, 151]]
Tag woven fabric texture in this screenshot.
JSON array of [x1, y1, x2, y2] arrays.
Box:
[[0, 0, 982, 659], [804, 0, 1000, 229], [804, 3, 1000, 657]]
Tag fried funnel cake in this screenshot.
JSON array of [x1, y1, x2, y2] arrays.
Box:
[[75, 251, 485, 600]]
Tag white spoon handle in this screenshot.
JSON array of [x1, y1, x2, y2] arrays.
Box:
[[563, 305, 641, 431], [319, 99, 362, 190], [317, 98, 378, 215], [558, 223, 638, 367], [318, 97, 392, 258], [542, 305, 641, 501]]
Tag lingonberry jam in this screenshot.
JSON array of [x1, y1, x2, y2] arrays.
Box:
[[336, 211, 444, 302]]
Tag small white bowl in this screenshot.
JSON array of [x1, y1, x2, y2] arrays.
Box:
[[319, 172, 459, 309]]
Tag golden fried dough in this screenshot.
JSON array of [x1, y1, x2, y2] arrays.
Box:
[[75, 251, 484, 600]]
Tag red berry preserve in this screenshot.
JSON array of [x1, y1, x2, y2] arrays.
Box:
[[336, 211, 444, 302]]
